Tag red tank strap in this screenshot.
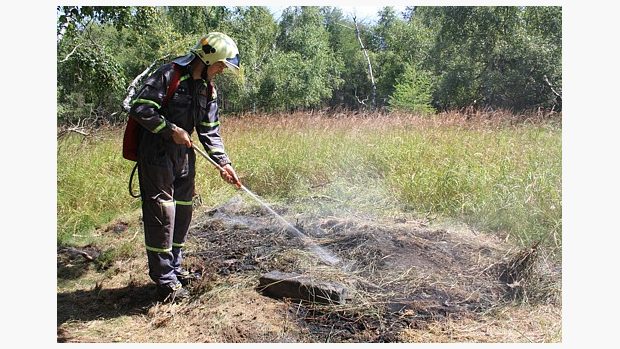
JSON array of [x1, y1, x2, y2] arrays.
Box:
[[163, 63, 182, 106]]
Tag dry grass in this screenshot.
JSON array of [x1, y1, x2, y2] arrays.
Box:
[[401, 304, 561, 342], [57, 260, 303, 343], [225, 109, 560, 134]]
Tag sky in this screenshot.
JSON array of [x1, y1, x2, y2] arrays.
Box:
[[267, 5, 410, 23]]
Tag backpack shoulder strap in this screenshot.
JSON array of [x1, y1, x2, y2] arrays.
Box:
[[163, 63, 182, 107]]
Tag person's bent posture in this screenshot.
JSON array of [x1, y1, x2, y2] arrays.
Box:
[[129, 32, 241, 303]]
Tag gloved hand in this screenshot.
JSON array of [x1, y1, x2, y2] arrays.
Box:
[[220, 164, 241, 189]]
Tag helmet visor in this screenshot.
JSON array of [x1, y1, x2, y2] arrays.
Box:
[[222, 54, 240, 74], [172, 53, 196, 67]]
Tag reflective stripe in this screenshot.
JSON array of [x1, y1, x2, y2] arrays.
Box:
[[133, 98, 161, 109], [200, 120, 220, 128], [153, 120, 167, 133], [161, 200, 175, 207], [208, 148, 225, 155], [176, 200, 193, 206], [172, 242, 185, 248], [146, 245, 172, 253], [180, 74, 190, 82]]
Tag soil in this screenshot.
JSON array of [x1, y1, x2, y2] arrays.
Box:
[[57, 195, 560, 343]]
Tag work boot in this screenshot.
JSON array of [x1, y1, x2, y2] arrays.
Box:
[[176, 269, 202, 287], [156, 282, 190, 303]]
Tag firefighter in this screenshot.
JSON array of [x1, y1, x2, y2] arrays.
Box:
[[129, 32, 241, 302]]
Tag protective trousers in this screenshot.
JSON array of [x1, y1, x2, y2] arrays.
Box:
[[137, 131, 195, 286]]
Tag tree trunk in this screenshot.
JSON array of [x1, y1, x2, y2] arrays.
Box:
[[353, 16, 376, 109]]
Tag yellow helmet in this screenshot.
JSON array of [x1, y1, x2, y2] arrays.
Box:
[[190, 32, 240, 74]]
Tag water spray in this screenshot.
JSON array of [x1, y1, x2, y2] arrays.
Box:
[[192, 144, 341, 266]]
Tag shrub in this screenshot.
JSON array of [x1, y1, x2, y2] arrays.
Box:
[[388, 64, 435, 114]]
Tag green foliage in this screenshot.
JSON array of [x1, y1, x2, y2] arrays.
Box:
[[56, 5, 562, 121], [388, 64, 435, 114], [166, 6, 209, 35], [57, 32, 127, 123], [257, 51, 309, 110], [260, 6, 343, 111], [371, 7, 435, 106], [417, 6, 562, 110], [57, 6, 133, 37], [57, 7, 193, 123], [213, 70, 246, 112], [166, 6, 233, 35], [321, 7, 371, 108], [218, 6, 279, 112]]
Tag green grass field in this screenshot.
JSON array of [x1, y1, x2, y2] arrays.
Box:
[[57, 112, 561, 257]]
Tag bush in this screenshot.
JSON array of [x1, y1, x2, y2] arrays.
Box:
[[388, 65, 435, 114]]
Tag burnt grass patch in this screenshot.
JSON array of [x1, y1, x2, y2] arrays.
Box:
[[57, 245, 103, 280], [185, 196, 559, 342]]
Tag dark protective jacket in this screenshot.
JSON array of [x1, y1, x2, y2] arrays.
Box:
[[128, 62, 231, 167], [128, 61, 230, 286]]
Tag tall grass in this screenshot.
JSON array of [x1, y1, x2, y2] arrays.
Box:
[[57, 130, 138, 246], [57, 112, 561, 255], [224, 112, 561, 253], [379, 123, 561, 248]]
